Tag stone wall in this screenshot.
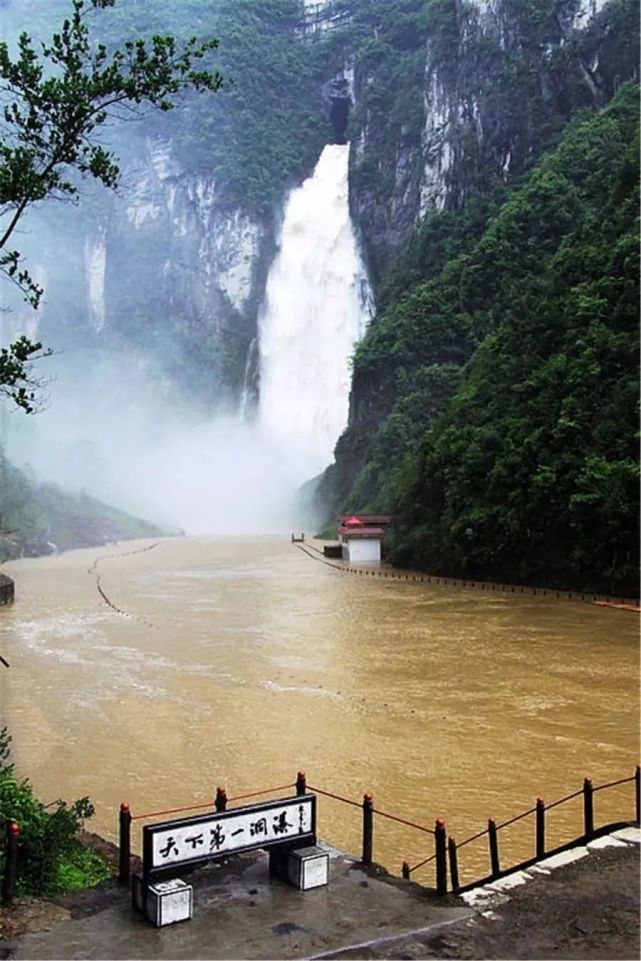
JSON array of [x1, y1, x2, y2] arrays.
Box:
[[0, 573, 15, 606]]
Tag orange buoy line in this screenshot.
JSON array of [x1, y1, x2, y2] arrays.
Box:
[[294, 543, 639, 611]]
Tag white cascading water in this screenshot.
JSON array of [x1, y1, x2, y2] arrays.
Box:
[[258, 143, 372, 483], [6, 144, 373, 535]]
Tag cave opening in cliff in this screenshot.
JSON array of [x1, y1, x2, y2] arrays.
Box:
[[330, 96, 349, 144]]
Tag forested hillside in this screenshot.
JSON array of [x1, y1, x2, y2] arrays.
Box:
[[320, 84, 639, 594]]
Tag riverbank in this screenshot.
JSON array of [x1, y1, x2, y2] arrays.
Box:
[[0, 830, 637, 959], [302, 539, 641, 609], [0, 469, 178, 563]]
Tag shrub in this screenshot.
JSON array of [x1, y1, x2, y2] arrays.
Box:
[[0, 728, 110, 897]]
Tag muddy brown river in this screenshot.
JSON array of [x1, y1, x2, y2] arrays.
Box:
[[0, 537, 638, 886]]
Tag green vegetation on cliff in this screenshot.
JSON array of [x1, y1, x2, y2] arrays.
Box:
[[321, 84, 639, 595], [88, 0, 331, 215], [340, 0, 639, 274]]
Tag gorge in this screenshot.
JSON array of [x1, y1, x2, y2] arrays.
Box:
[[0, 0, 638, 593], [0, 1, 639, 930]]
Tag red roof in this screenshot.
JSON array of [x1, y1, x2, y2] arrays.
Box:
[[344, 516, 364, 527]]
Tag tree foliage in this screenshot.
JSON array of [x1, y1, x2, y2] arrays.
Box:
[[0, 0, 222, 410]]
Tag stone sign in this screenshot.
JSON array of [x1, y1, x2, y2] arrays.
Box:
[[143, 794, 316, 878]]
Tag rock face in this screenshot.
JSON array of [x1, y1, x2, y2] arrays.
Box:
[[103, 136, 271, 405], [8, 134, 272, 410], [345, 0, 638, 277]]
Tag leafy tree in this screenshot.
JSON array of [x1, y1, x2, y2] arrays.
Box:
[[0, 0, 223, 411]]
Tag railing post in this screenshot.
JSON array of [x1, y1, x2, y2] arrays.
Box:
[[1, 822, 19, 907], [401, 860, 410, 880], [296, 771, 307, 796], [536, 797, 545, 859], [488, 818, 500, 879], [583, 777, 594, 839], [362, 793, 373, 867], [215, 786, 228, 812], [635, 765, 640, 825], [435, 818, 448, 896], [448, 836, 460, 894], [118, 802, 132, 884]]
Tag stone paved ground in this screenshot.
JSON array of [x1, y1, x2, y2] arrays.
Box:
[[0, 845, 470, 961], [0, 831, 638, 960], [320, 829, 640, 960]]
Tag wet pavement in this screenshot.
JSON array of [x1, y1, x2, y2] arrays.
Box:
[[6, 844, 471, 960]]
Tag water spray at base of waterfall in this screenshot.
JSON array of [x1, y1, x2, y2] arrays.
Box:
[[5, 144, 372, 535]]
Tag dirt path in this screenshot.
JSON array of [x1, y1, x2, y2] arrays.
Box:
[[325, 843, 640, 960]]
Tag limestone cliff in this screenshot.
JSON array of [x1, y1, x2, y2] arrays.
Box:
[[342, 0, 638, 278]]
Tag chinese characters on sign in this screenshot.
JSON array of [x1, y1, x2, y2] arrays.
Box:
[[146, 796, 315, 872]]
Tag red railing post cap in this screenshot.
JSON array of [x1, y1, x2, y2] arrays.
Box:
[[120, 801, 130, 813], [363, 792, 373, 803], [436, 816, 445, 828], [8, 822, 19, 835], [537, 796, 545, 804], [297, 770, 306, 778], [216, 785, 226, 795]]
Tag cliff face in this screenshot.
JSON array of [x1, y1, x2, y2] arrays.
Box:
[[314, 0, 639, 594], [4, 0, 328, 412], [315, 0, 639, 512], [345, 0, 638, 278], [98, 136, 272, 407], [7, 135, 273, 411]]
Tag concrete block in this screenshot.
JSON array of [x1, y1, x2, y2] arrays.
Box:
[[288, 846, 329, 890], [487, 871, 528, 892], [146, 878, 193, 927], [587, 835, 628, 851], [611, 827, 641, 845], [537, 847, 588, 871]]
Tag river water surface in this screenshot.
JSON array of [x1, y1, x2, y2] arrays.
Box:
[[0, 537, 638, 885]]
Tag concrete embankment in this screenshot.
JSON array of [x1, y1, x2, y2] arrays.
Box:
[[0, 572, 14, 606]]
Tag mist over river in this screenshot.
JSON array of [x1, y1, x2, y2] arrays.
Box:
[[1, 536, 638, 884]]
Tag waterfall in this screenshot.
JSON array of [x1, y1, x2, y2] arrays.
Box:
[[238, 336, 258, 421], [258, 143, 372, 482], [8, 145, 372, 536]]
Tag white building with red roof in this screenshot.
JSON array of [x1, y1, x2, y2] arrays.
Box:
[[337, 515, 384, 564]]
